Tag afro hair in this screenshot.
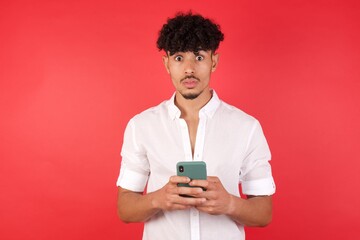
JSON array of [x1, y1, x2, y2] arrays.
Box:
[[157, 12, 224, 56]]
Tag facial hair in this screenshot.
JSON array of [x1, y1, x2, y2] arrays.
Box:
[[181, 90, 204, 100]]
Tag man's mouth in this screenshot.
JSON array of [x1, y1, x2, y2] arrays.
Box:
[[181, 76, 200, 89]]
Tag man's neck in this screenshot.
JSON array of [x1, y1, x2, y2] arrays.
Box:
[[175, 89, 212, 119]]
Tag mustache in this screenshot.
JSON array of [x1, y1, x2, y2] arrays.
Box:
[[180, 75, 200, 82]]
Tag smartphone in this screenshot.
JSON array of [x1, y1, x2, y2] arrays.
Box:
[[176, 161, 207, 189]]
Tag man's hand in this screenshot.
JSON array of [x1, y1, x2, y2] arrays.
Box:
[[188, 176, 273, 226], [189, 176, 234, 215], [151, 176, 207, 211]]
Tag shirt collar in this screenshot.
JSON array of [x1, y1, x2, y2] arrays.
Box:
[[167, 90, 221, 120]]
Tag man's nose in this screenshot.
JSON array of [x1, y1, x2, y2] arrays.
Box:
[[184, 59, 195, 74]]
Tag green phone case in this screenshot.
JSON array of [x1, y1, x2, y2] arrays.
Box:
[[176, 161, 207, 188]]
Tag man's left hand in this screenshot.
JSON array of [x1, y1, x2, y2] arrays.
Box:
[[189, 176, 234, 215]]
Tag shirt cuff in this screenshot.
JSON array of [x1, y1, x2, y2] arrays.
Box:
[[116, 167, 149, 192], [241, 177, 276, 196]]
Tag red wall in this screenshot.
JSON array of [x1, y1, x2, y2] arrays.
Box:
[[1, 0, 359, 239]]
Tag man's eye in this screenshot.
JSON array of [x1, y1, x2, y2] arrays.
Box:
[[196, 56, 204, 61], [175, 56, 183, 61]]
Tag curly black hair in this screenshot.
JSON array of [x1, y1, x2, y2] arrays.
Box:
[[157, 12, 224, 56]]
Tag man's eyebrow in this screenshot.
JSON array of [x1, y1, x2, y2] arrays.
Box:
[[194, 50, 208, 55], [168, 51, 184, 55]]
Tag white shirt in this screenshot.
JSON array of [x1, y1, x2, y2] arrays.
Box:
[[117, 91, 276, 240]]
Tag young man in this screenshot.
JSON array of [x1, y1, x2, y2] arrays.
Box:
[[116, 13, 276, 240]]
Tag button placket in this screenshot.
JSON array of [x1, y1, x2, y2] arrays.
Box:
[[179, 119, 192, 161], [178, 113, 207, 240]]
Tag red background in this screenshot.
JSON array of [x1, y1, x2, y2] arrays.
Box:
[[1, 0, 359, 239]]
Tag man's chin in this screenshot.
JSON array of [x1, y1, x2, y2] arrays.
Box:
[[180, 89, 202, 100], [182, 93, 200, 100]]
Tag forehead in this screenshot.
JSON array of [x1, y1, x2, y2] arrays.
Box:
[[169, 50, 212, 56]]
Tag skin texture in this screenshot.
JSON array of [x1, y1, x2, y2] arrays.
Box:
[[162, 50, 218, 102], [117, 50, 273, 227]]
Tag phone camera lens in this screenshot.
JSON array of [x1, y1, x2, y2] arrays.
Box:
[[179, 166, 184, 172]]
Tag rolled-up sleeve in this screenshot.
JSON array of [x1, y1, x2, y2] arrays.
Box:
[[116, 119, 150, 192], [240, 120, 276, 196]]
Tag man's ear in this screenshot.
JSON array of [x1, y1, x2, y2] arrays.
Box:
[[162, 55, 170, 74], [211, 53, 219, 72]]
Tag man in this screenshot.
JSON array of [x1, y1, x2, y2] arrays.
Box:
[[116, 12, 276, 240]]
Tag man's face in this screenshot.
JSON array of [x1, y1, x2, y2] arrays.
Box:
[[163, 50, 219, 100]]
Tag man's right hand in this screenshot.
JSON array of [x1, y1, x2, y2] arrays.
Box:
[[151, 176, 206, 211]]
